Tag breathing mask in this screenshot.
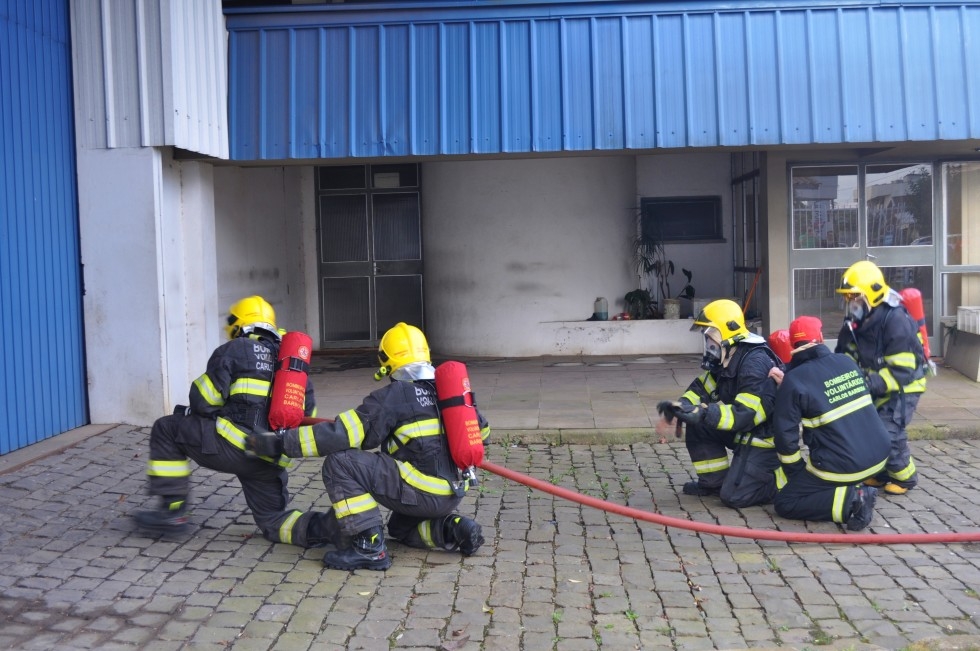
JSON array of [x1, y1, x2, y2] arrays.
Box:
[[844, 293, 870, 324], [700, 328, 726, 371]]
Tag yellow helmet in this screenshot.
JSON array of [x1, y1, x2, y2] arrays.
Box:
[[691, 299, 749, 345], [836, 260, 889, 307], [376, 322, 430, 379], [225, 295, 278, 340]]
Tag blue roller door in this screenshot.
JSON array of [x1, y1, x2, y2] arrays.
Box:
[[1, 0, 88, 453]]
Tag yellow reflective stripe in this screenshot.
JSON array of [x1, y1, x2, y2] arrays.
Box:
[[806, 458, 887, 484], [418, 519, 436, 548], [779, 450, 802, 464], [831, 485, 849, 523], [717, 404, 735, 430], [801, 394, 874, 428], [774, 466, 787, 490], [333, 493, 378, 519], [339, 409, 365, 448], [147, 459, 191, 477], [681, 390, 701, 404], [693, 456, 730, 474], [309, 406, 318, 418], [735, 393, 766, 426], [229, 377, 272, 397], [279, 510, 302, 545], [298, 425, 317, 457], [878, 368, 901, 392], [396, 460, 455, 495], [392, 419, 442, 447], [700, 373, 717, 393], [884, 351, 918, 369], [906, 377, 927, 393], [481, 425, 490, 441], [748, 437, 775, 449], [891, 457, 917, 482], [193, 374, 223, 407], [217, 417, 248, 450]]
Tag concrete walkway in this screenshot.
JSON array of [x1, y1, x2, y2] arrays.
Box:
[[1, 353, 979, 650]]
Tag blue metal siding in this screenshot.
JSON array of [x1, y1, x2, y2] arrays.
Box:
[[226, 2, 980, 160], [1, 0, 87, 452]]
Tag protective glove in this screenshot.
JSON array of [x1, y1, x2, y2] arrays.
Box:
[[246, 430, 284, 457], [863, 371, 886, 398], [656, 401, 676, 423], [673, 402, 706, 426]]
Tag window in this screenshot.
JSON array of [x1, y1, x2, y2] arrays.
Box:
[[640, 196, 724, 243]]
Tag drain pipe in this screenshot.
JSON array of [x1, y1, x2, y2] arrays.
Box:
[[479, 460, 980, 544]]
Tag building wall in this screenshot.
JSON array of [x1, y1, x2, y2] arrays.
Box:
[[422, 156, 641, 355], [213, 166, 315, 337], [636, 153, 734, 303]]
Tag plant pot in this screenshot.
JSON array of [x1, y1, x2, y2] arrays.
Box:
[[663, 298, 681, 320]]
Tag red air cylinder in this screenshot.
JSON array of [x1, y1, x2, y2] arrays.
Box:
[[434, 361, 485, 471], [899, 288, 932, 360], [268, 331, 313, 430], [768, 329, 793, 364]]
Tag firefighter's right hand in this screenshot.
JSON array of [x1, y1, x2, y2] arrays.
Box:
[[246, 430, 284, 457], [656, 401, 676, 424]]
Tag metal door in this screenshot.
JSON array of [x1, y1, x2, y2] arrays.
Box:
[[316, 164, 423, 347]]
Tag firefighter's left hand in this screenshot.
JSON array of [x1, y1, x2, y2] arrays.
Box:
[[673, 402, 706, 426], [863, 371, 886, 398], [246, 430, 284, 457]]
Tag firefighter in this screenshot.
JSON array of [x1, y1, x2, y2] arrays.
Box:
[[835, 261, 927, 495], [247, 322, 489, 571], [134, 295, 335, 548], [769, 316, 888, 531], [656, 299, 781, 508]]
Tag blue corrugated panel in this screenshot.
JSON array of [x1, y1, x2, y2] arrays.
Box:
[[1, 0, 87, 453], [225, 2, 980, 160]]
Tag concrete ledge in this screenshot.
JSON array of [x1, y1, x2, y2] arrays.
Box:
[[0, 424, 118, 476]]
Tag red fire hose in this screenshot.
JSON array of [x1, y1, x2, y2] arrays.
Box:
[[479, 460, 980, 545]]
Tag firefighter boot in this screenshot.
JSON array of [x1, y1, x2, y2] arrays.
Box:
[[323, 526, 391, 571], [134, 497, 190, 535], [846, 486, 877, 531], [682, 480, 721, 497], [444, 515, 485, 556]]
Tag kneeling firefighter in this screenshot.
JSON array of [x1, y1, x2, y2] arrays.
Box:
[[134, 295, 333, 547], [656, 299, 781, 508], [770, 316, 890, 531], [247, 322, 490, 571]]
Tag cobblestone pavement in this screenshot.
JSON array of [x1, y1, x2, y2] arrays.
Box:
[[2, 424, 980, 650]]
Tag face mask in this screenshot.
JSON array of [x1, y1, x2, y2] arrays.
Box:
[[701, 334, 724, 370], [847, 296, 868, 322]]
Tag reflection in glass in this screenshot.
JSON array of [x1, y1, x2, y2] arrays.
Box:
[[791, 166, 858, 249], [865, 164, 932, 247], [794, 265, 934, 339], [943, 162, 980, 266]]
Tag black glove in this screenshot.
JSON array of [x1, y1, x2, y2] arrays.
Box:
[[782, 459, 806, 479], [863, 371, 886, 398], [656, 401, 676, 423], [673, 402, 706, 426], [246, 430, 284, 457], [173, 405, 191, 416]]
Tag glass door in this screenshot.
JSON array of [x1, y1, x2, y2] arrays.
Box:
[[789, 163, 936, 346]]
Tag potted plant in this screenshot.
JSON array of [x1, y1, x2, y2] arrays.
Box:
[[630, 228, 694, 317], [624, 288, 653, 320]]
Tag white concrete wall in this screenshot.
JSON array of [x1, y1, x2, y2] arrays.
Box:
[[213, 166, 312, 337], [636, 152, 734, 303], [421, 156, 641, 356], [77, 147, 218, 425]]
